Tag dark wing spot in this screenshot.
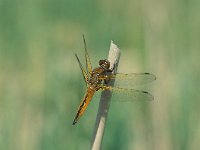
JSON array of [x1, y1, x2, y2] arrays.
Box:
[[142, 91, 149, 94]]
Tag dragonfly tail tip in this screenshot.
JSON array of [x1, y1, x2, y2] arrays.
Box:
[[72, 120, 77, 125]]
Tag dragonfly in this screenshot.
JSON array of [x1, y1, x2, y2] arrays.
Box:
[[72, 35, 156, 125]]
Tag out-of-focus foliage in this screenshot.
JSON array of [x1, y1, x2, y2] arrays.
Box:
[[0, 0, 200, 150]]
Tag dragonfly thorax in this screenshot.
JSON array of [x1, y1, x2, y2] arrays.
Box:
[[89, 69, 103, 86]]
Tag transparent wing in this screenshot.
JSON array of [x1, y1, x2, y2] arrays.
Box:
[[75, 54, 89, 85], [83, 35, 92, 74], [99, 73, 156, 88], [100, 86, 154, 102]]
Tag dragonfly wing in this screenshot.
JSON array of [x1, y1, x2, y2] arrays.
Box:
[[83, 35, 92, 74], [99, 73, 156, 88], [100, 86, 154, 102], [75, 54, 89, 85]]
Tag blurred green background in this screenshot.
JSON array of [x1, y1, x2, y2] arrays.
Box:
[[0, 0, 200, 150]]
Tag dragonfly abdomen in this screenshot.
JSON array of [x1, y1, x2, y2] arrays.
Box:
[[72, 87, 96, 125]]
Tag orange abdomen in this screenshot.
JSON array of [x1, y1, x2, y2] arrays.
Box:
[[72, 87, 95, 125]]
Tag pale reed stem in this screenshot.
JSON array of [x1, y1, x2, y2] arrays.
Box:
[[90, 41, 121, 150]]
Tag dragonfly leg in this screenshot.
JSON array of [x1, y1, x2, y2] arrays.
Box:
[[109, 63, 116, 72], [104, 77, 110, 84], [103, 63, 116, 84], [98, 74, 112, 84]]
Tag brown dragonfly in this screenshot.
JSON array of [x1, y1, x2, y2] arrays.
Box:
[[72, 36, 156, 125]]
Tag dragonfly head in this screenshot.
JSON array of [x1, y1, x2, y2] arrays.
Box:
[[99, 59, 110, 69]]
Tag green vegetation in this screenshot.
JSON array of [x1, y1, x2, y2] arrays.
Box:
[[0, 0, 199, 149]]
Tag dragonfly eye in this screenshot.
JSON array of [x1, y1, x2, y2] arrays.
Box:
[[99, 60, 104, 65], [99, 59, 110, 69]]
